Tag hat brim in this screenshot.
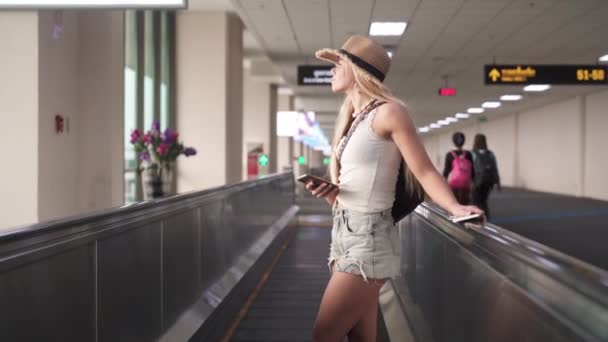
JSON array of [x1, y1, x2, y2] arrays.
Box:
[[315, 48, 344, 65], [315, 48, 386, 86]]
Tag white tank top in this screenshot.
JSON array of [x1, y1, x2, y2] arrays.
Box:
[[336, 108, 402, 213]]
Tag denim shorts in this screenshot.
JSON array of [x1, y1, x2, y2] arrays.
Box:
[[329, 205, 401, 281]]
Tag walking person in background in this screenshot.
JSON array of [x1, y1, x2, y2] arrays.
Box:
[[443, 132, 474, 204], [472, 133, 501, 219]]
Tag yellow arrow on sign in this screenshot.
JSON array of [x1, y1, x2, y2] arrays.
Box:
[[489, 68, 501, 82]]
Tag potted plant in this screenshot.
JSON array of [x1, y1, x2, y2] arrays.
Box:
[[130, 121, 196, 199]]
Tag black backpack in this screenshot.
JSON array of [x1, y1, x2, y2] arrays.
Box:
[[473, 150, 497, 186], [391, 161, 425, 222]]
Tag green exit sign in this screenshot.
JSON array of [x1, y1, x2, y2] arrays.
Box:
[[323, 157, 330, 165], [258, 153, 269, 166], [298, 156, 306, 165]]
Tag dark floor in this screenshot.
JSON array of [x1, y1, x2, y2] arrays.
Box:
[[231, 227, 390, 342], [489, 187, 608, 271]]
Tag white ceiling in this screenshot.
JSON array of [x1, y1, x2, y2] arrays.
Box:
[[227, 0, 608, 138]]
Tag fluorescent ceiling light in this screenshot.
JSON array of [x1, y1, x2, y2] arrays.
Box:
[[387, 52, 393, 58], [500, 95, 522, 101], [430, 123, 441, 129], [467, 107, 484, 114], [455, 113, 470, 119], [524, 84, 551, 92], [0, 0, 186, 8], [599, 54, 608, 62], [369, 22, 407, 36], [438, 119, 450, 126], [418, 127, 430, 133], [482, 101, 501, 108], [446, 117, 458, 123]]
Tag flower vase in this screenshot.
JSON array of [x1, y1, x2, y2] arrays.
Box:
[[142, 164, 173, 200]]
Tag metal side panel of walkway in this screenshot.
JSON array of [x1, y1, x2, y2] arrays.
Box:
[[226, 226, 391, 342]]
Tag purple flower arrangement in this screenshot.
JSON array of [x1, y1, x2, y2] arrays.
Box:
[[130, 121, 197, 171]]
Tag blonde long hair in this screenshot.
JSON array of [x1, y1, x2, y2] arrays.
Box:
[[330, 59, 424, 198]]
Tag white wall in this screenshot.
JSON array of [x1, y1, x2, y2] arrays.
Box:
[[517, 98, 582, 194], [276, 94, 292, 172], [422, 89, 608, 201], [242, 71, 271, 179], [177, 12, 243, 192], [584, 92, 608, 199], [77, 11, 125, 213], [37, 11, 80, 221], [0, 12, 39, 229]]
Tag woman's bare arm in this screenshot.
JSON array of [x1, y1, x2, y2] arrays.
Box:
[[374, 103, 483, 217]]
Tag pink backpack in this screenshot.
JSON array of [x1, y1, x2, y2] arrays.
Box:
[[448, 151, 472, 189]]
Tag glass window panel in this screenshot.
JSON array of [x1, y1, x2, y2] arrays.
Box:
[[124, 11, 138, 204], [124, 171, 137, 204], [143, 11, 155, 131], [160, 12, 170, 130]]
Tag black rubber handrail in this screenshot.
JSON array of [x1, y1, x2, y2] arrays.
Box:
[[0, 172, 292, 242]]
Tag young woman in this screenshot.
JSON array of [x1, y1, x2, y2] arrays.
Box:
[[305, 35, 484, 342], [443, 132, 475, 205], [472, 133, 501, 219]]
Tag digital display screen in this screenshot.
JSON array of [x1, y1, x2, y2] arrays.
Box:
[[298, 65, 332, 86]]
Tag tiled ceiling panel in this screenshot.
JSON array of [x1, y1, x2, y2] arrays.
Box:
[[494, 1, 600, 57], [426, 9, 502, 58], [284, 0, 331, 54], [232, 0, 608, 131], [238, 0, 298, 55], [392, 8, 461, 72], [330, 0, 374, 47], [372, 0, 418, 21]]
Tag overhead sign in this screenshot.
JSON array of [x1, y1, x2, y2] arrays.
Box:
[[485, 65, 607, 85], [0, 0, 186, 8], [298, 65, 332, 86]]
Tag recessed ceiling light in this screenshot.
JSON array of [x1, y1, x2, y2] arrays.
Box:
[[500, 95, 522, 101], [467, 108, 484, 114], [369, 22, 407, 36], [387, 51, 393, 58], [446, 117, 458, 123], [430, 123, 440, 129], [418, 127, 430, 133], [455, 113, 470, 119], [599, 54, 608, 62], [482, 101, 501, 108], [524, 84, 551, 92]]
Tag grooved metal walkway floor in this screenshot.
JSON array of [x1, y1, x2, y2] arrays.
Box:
[[230, 227, 390, 342]]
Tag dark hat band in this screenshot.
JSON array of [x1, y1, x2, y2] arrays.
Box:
[[339, 49, 386, 82]]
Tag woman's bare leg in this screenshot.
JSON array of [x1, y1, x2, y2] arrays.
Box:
[[347, 283, 382, 342], [312, 272, 383, 342]]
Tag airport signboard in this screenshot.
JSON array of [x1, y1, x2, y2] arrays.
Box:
[[485, 65, 607, 85], [298, 65, 332, 86]]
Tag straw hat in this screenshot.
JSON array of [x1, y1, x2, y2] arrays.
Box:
[[315, 35, 391, 83]]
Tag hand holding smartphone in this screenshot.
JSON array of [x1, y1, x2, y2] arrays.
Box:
[[297, 174, 339, 200], [297, 174, 337, 188]]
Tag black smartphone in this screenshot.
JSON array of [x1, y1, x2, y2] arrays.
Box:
[[296, 174, 337, 188]]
